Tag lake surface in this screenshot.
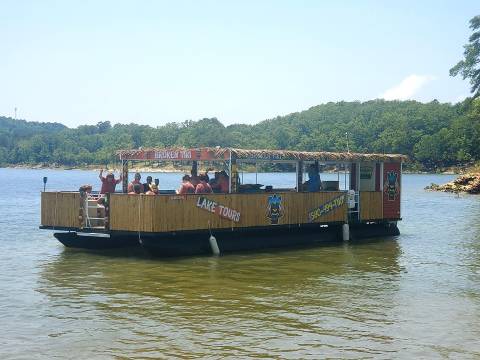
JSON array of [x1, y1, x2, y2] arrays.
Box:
[[1, 168, 479, 358]]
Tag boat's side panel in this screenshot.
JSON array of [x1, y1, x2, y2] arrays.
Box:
[[109, 192, 348, 233], [360, 191, 383, 221], [41, 192, 80, 228], [383, 163, 402, 219]]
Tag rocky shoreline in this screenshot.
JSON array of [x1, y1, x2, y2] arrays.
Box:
[[425, 173, 480, 194]]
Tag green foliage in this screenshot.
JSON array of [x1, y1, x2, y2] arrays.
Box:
[[450, 15, 480, 98], [1, 98, 479, 170]]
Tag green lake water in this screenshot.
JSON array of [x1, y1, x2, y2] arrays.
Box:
[[1, 169, 479, 358]]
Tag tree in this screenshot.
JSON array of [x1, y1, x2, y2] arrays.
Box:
[[450, 15, 480, 98]]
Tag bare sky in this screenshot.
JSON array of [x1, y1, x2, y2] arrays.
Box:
[[0, 0, 477, 127]]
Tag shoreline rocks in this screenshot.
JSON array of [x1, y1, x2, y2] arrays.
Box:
[[425, 173, 480, 194]]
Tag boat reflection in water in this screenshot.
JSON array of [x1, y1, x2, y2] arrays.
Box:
[[37, 238, 402, 358]]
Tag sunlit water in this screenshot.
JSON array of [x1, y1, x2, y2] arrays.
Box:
[[0, 168, 479, 358]]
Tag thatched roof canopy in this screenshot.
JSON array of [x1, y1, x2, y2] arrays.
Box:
[[117, 147, 407, 163]]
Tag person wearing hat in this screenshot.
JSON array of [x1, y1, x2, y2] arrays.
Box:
[[127, 172, 144, 193], [99, 169, 122, 194]]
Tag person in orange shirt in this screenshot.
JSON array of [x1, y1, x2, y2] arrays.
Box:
[[195, 174, 213, 194], [177, 175, 195, 194], [127, 172, 143, 193]]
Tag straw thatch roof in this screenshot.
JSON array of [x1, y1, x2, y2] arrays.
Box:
[[227, 148, 407, 162], [117, 147, 407, 163]]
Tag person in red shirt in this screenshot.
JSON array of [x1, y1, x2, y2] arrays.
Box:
[[99, 169, 122, 194], [127, 172, 144, 193], [195, 174, 213, 194], [177, 175, 195, 194]]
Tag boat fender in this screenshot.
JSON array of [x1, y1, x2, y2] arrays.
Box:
[[209, 235, 220, 255], [342, 223, 350, 241]]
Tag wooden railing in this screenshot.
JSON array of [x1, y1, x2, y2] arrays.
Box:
[[109, 191, 348, 232], [41, 190, 387, 232], [41, 192, 81, 228], [360, 191, 383, 221]]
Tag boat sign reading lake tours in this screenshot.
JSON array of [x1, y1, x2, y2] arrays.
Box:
[[40, 146, 406, 256], [196, 196, 241, 222], [308, 194, 346, 222]]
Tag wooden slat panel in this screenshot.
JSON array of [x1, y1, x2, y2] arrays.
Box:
[[41, 192, 80, 228], [109, 191, 348, 232], [360, 191, 383, 220]]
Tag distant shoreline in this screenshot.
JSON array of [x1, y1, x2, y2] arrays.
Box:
[[2, 163, 465, 175], [3, 164, 185, 173]]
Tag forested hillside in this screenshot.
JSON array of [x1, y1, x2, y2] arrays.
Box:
[[1, 98, 479, 170]]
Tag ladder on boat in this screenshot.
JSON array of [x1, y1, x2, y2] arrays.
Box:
[[347, 190, 360, 221], [84, 194, 106, 229]]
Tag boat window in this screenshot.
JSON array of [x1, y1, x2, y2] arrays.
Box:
[[237, 161, 297, 193]]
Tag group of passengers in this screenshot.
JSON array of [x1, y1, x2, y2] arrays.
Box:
[[177, 169, 229, 194], [127, 173, 159, 195], [97, 168, 230, 196]]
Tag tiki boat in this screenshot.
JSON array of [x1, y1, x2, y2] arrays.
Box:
[[40, 147, 406, 256]]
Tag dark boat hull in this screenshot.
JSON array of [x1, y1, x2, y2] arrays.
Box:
[[139, 222, 399, 257], [54, 222, 399, 255], [54, 232, 139, 250]]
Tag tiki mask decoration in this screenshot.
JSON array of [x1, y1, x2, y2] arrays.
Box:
[[385, 170, 399, 201], [266, 194, 284, 225]]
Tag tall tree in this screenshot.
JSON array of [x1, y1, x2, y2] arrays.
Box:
[[450, 15, 480, 98]]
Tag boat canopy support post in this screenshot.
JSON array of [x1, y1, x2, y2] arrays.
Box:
[[191, 160, 198, 177], [296, 160, 303, 192], [122, 160, 129, 193], [229, 152, 238, 193]]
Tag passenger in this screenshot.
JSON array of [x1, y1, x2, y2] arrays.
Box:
[[211, 171, 229, 193], [203, 167, 214, 183], [145, 183, 159, 195], [190, 174, 200, 188], [209, 172, 221, 193], [143, 176, 153, 193], [99, 169, 122, 194], [177, 175, 195, 194], [195, 174, 213, 194], [79, 184, 93, 197], [304, 164, 322, 192], [218, 171, 230, 193], [128, 183, 143, 195], [127, 172, 143, 193]]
